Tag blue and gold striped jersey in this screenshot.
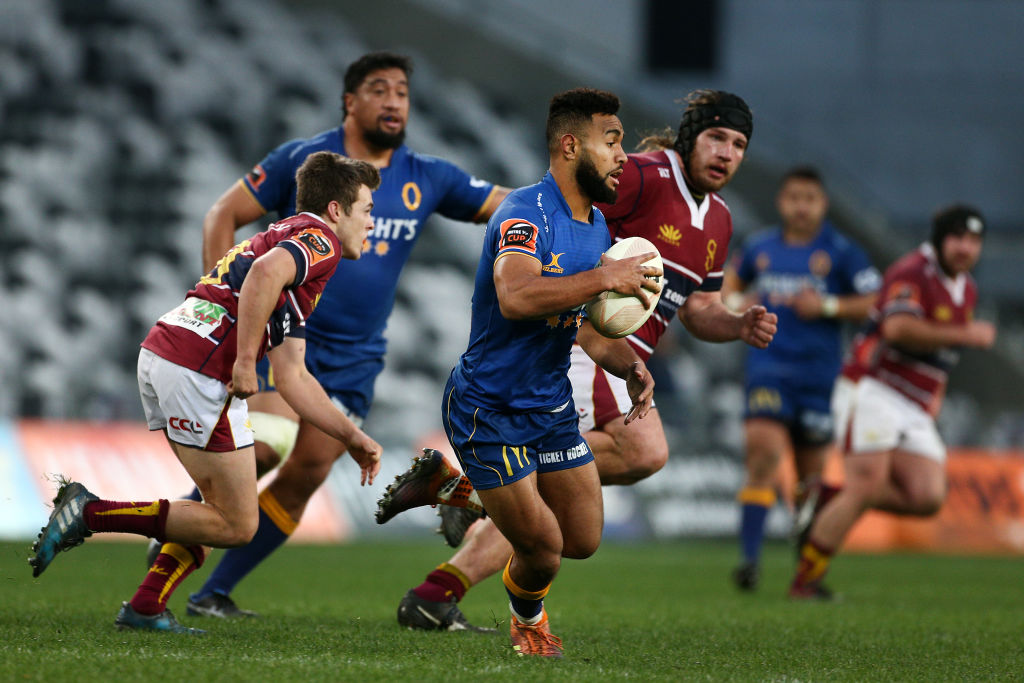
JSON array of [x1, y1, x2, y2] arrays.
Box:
[[451, 172, 611, 412], [241, 126, 498, 365]]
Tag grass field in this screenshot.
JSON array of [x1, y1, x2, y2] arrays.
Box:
[[2, 538, 1021, 681]]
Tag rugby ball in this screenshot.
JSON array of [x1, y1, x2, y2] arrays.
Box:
[[585, 237, 663, 338]]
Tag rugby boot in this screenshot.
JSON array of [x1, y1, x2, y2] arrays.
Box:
[[438, 505, 485, 548], [396, 589, 497, 633], [731, 561, 760, 591], [115, 602, 206, 634], [375, 449, 460, 524], [510, 610, 563, 658], [186, 593, 259, 619], [29, 479, 98, 578]]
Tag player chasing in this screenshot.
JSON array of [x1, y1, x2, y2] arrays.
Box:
[[722, 167, 880, 591], [376, 90, 777, 635], [29, 152, 383, 634], [789, 205, 996, 599], [157, 52, 510, 621]]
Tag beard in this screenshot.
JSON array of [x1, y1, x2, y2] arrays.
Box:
[[362, 126, 405, 150], [576, 152, 618, 205]]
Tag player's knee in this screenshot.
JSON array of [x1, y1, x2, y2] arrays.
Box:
[[626, 443, 669, 482], [907, 481, 946, 516], [218, 514, 259, 548], [253, 442, 282, 477], [561, 534, 600, 560]]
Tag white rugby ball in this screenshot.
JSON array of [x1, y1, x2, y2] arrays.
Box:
[[585, 236, 663, 338]]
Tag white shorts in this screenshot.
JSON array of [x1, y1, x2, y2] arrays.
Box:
[[568, 344, 639, 433], [137, 347, 254, 452], [846, 376, 946, 462], [830, 375, 858, 450]]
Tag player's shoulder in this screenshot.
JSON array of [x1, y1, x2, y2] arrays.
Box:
[[274, 128, 340, 160], [818, 222, 864, 253], [742, 226, 781, 250], [886, 245, 930, 281]]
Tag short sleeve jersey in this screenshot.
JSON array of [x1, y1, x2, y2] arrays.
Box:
[[241, 127, 497, 363], [142, 213, 341, 383], [451, 172, 611, 412], [852, 243, 978, 412], [734, 222, 881, 379], [596, 149, 733, 360]]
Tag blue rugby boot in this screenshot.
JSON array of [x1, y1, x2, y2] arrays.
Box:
[[29, 480, 98, 578], [115, 602, 206, 635]]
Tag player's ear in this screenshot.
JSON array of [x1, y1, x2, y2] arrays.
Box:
[[561, 133, 578, 160], [342, 92, 356, 116]]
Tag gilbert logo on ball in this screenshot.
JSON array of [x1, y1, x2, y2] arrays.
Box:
[[585, 237, 663, 338]]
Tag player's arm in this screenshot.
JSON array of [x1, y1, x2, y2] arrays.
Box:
[[721, 267, 760, 311], [790, 289, 877, 321], [473, 186, 512, 222], [576, 322, 655, 424], [494, 251, 661, 320], [266, 338, 382, 485], [203, 181, 267, 272], [882, 312, 996, 352], [679, 290, 776, 348]]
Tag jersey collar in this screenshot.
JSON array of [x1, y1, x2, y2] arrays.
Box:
[[665, 149, 711, 231], [542, 171, 595, 225]]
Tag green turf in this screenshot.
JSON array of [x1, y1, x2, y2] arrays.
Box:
[[1, 539, 1020, 681]]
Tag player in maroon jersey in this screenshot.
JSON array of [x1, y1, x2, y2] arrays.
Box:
[[377, 90, 778, 631], [29, 152, 383, 633], [790, 205, 996, 599]]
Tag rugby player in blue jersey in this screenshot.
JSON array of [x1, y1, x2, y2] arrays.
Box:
[[722, 167, 880, 591], [154, 52, 510, 622], [431, 88, 660, 657]]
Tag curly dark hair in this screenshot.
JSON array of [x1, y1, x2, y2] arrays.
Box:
[[545, 88, 621, 153], [341, 52, 414, 118]]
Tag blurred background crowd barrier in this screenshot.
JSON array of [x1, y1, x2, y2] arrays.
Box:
[[1, 0, 1021, 546]]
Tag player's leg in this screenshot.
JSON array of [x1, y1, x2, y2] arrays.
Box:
[[187, 416, 349, 617], [790, 448, 889, 598], [733, 416, 789, 590], [475, 473, 564, 656]]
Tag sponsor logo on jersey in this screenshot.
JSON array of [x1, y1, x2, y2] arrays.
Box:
[[809, 249, 833, 277], [498, 218, 539, 255], [542, 252, 565, 273], [402, 182, 422, 211], [168, 417, 204, 434], [374, 241, 390, 256], [888, 280, 921, 304], [470, 177, 488, 188], [372, 217, 419, 241], [246, 164, 267, 191], [658, 167, 671, 179], [934, 304, 952, 322], [537, 442, 590, 465], [748, 387, 782, 413], [657, 224, 681, 247], [158, 297, 228, 338], [295, 229, 335, 266]]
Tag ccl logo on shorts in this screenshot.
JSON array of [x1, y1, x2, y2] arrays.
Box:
[[168, 417, 204, 434]]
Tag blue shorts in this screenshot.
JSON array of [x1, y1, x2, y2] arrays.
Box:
[[255, 338, 383, 420], [441, 373, 594, 491], [743, 369, 834, 446]]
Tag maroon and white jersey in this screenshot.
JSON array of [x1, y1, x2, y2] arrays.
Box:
[[142, 213, 342, 383], [847, 243, 978, 414], [596, 149, 733, 360]]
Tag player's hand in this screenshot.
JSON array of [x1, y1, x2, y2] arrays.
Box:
[[599, 252, 663, 309], [227, 360, 260, 398], [740, 305, 777, 349], [965, 320, 997, 349], [790, 288, 824, 319], [347, 430, 383, 486], [624, 360, 655, 424]]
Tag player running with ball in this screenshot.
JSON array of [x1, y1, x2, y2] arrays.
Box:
[[377, 90, 777, 637]]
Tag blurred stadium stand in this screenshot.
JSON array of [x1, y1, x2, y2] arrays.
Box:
[[2, 0, 1022, 465]]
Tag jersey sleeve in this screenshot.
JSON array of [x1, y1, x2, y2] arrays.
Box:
[[426, 156, 497, 222], [241, 139, 305, 215], [490, 201, 547, 265], [595, 156, 643, 224], [877, 268, 926, 320], [840, 242, 882, 295], [277, 227, 340, 288]]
